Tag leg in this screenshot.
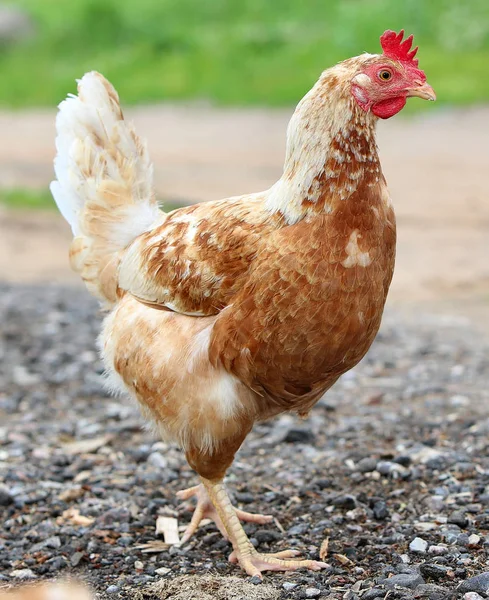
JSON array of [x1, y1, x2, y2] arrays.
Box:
[[177, 483, 273, 543], [201, 477, 329, 578]]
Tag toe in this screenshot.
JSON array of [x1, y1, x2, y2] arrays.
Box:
[[231, 551, 330, 574], [176, 485, 201, 501], [234, 509, 274, 524]]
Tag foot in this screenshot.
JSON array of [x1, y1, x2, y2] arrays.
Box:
[[176, 484, 273, 543], [229, 547, 329, 578]]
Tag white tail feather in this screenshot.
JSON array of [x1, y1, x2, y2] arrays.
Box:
[[51, 71, 162, 304]]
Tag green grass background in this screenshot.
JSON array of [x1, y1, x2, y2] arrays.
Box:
[[2, 0, 488, 108]]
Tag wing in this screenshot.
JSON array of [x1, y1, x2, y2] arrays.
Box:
[[209, 200, 396, 412], [117, 193, 281, 316]]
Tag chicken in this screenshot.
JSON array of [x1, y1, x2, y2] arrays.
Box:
[[51, 30, 435, 578]]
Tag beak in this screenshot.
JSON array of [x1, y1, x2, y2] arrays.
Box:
[[406, 82, 436, 101]]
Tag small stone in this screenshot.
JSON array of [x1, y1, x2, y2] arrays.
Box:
[[443, 531, 459, 545], [70, 551, 84, 567], [0, 485, 13, 506], [458, 572, 489, 594], [463, 593, 485, 600], [428, 544, 449, 555], [147, 452, 168, 469], [381, 571, 424, 589], [106, 585, 119, 594], [97, 507, 131, 525], [333, 494, 356, 510], [155, 567, 171, 576], [255, 530, 281, 544], [288, 523, 309, 535], [10, 569, 36, 580], [373, 500, 389, 520], [283, 582, 298, 591], [409, 537, 428, 553], [356, 457, 377, 472], [375, 460, 407, 477], [249, 575, 262, 585], [468, 533, 481, 546], [235, 492, 254, 504], [283, 428, 315, 444], [415, 583, 451, 600], [44, 536, 61, 549], [362, 589, 385, 600], [118, 535, 134, 547], [420, 563, 450, 581], [448, 510, 468, 528], [305, 588, 321, 598], [134, 560, 144, 570], [376, 461, 396, 475], [393, 455, 411, 466]]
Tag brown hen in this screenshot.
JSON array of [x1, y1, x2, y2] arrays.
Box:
[[51, 30, 435, 577]]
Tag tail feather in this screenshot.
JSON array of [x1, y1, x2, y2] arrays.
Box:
[[51, 71, 161, 305]]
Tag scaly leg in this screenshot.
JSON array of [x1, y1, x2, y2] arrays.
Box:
[[201, 478, 329, 578], [177, 483, 273, 543]]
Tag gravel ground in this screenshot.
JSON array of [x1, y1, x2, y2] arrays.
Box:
[[1, 283, 489, 600]]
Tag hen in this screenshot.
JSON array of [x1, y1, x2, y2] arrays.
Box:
[[51, 30, 435, 577]]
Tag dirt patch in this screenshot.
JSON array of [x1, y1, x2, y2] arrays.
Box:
[[133, 575, 279, 600]]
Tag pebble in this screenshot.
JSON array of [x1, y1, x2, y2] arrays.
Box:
[[288, 523, 309, 535], [458, 572, 489, 595], [448, 510, 468, 528], [415, 583, 452, 600], [305, 588, 321, 598], [43, 535, 61, 549], [106, 585, 120, 594], [283, 582, 298, 591], [283, 428, 315, 444], [70, 551, 84, 567], [428, 544, 449, 555], [420, 563, 451, 581], [0, 485, 13, 506], [147, 452, 168, 469], [381, 571, 424, 589], [409, 537, 428, 553], [463, 593, 485, 600], [332, 494, 356, 510], [10, 569, 36, 580], [372, 500, 389, 520], [255, 530, 281, 544], [134, 560, 144, 571], [356, 457, 377, 473]]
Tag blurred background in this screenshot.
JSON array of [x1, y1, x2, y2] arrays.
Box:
[[0, 0, 488, 316]]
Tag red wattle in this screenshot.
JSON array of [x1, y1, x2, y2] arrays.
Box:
[[371, 96, 407, 119]]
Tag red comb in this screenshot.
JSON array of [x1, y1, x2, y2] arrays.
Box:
[[380, 29, 419, 67]]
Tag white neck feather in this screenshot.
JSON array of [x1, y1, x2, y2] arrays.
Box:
[[265, 58, 380, 224]]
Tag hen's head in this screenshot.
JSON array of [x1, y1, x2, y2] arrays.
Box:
[[350, 30, 436, 119]]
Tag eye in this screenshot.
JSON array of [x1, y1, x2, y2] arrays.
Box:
[[378, 69, 392, 81]]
